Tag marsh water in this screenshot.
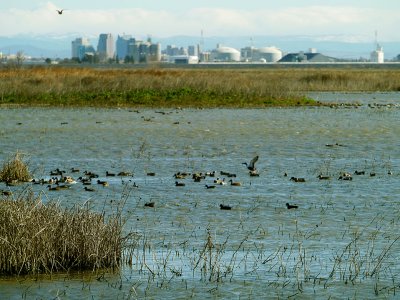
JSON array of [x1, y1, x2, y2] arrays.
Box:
[[1, 92, 400, 299]]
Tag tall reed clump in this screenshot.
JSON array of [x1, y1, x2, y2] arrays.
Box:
[[0, 188, 137, 275], [0, 151, 31, 183]]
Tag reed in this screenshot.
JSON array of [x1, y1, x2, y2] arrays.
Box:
[[0, 151, 31, 183], [0, 188, 137, 275]]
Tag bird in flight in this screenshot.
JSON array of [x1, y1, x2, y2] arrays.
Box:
[[56, 9, 65, 15], [243, 155, 259, 171]]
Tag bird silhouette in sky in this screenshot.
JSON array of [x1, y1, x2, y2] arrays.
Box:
[[56, 9, 65, 15]]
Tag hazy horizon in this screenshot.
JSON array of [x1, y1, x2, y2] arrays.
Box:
[[0, 1, 399, 42]]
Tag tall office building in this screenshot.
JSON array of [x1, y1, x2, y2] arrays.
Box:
[[116, 35, 136, 61], [97, 33, 115, 62], [188, 45, 198, 57], [71, 38, 95, 60]]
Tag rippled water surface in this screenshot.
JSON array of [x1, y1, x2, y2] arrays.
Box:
[[1, 94, 400, 299]]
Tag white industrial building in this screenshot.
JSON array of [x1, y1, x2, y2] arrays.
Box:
[[370, 44, 384, 63], [210, 45, 240, 62], [240, 46, 283, 62], [253, 46, 283, 62], [169, 55, 199, 64]]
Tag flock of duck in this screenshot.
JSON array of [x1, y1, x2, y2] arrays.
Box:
[[9, 156, 262, 211], [28, 168, 135, 192], [2, 149, 394, 211]]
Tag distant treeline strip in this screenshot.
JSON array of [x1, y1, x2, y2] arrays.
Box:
[[1, 66, 400, 108]]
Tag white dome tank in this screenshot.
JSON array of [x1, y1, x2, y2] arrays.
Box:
[[211, 46, 241, 62], [254, 46, 282, 62]]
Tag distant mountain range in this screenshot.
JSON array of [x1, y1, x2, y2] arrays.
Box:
[[1, 33, 399, 60]]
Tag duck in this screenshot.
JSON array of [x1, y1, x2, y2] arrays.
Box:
[[243, 155, 259, 171], [70, 167, 80, 173], [147, 172, 156, 176], [106, 171, 116, 177], [118, 171, 133, 177], [61, 176, 76, 184], [84, 186, 95, 192], [175, 173, 187, 179], [97, 180, 109, 186], [47, 185, 62, 191], [48, 177, 57, 185], [84, 171, 99, 178], [205, 184, 216, 189], [220, 171, 233, 176], [220, 204, 232, 210], [290, 177, 306, 182], [50, 168, 65, 176], [56, 184, 71, 190], [354, 170, 365, 175], [31, 178, 43, 185], [192, 173, 205, 180], [78, 177, 92, 185], [144, 202, 155, 208], [249, 170, 259, 177], [317, 174, 330, 180], [338, 173, 352, 181], [175, 181, 185, 187], [229, 179, 241, 186], [193, 176, 202, 182], [286, 203, 298, 209], [6, 180, 19, 186], [1, 190, 12, 196], [205, 171, 216, 177], [325, 142, 344, 147], [214, 178, 226, 185]]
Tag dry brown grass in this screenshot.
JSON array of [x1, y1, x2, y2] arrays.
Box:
[[1, 66, 400, 108], [0, 152, 31, 183], [0, 188, 135, 275]]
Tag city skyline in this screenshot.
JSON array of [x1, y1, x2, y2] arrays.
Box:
[[0, 1, 400, 43], [69, 32, 386, 64]]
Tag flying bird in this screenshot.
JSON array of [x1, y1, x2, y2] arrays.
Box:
[[243, 155, 259, 171], [56, 9, 65, 15]]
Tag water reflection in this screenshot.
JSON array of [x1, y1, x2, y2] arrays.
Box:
[[0, 102, 399, 298]]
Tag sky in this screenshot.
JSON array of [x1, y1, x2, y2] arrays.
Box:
[[0, 1, 399, 42]]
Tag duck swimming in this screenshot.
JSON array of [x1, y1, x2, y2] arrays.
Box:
[[229, 179, 241, 186], [290, 177, 306, 182], [286, 203, 298, 209], [220, 204, 232, 210]]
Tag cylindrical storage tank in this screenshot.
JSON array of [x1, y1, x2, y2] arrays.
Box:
[[254, 47, 282, 62], [211, 46, 240, 62], [370, 45, 384, 63]]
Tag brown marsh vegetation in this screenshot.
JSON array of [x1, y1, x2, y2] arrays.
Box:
[[0, 189, 135, 275], [2, 66, 399, 108], [0, 152, 31, 184], [0, 152, 136, 276]]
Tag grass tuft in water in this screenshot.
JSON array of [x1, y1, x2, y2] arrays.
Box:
[[0, 151, 31, 183], [0, 188, 137, 275]]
